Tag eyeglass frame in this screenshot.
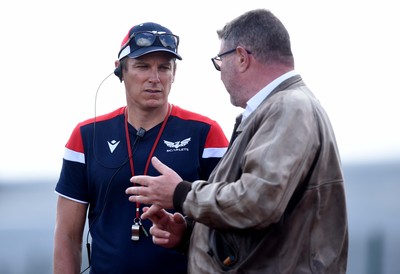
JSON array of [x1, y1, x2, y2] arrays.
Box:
[[118, 31, 180, 59], [124, 31, 179, 48], [211, 47, 251, 71]]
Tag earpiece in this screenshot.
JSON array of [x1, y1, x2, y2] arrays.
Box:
[[114, 65, 123, 82]]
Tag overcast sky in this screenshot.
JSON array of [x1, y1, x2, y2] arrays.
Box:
[[0, 0, 399, 181]]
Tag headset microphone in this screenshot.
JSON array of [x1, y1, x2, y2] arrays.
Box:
[[80, 67, 129, 274], [114, 65, 123, 82]]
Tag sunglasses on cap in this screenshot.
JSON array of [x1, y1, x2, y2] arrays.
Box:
[[123, 31, 179, 50]]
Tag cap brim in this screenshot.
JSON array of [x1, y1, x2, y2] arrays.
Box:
[[127, 47, 182, 60]]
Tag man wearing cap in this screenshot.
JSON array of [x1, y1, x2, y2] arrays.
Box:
[[53, 22, 228, 274]]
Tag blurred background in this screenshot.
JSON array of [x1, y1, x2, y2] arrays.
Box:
[[1, 161, 399, 273], [1, 0, 399, 273]]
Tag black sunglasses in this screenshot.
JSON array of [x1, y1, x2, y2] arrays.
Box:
[[121, 31, 179, 51]]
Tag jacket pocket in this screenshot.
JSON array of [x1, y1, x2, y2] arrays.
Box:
[[207, 226, 275, 272], [208, 229, 240, 271]]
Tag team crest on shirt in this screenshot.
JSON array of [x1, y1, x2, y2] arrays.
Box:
[[163, 137, 191, 152]]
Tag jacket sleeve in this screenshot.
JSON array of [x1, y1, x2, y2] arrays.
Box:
[[183, 90, 322, 230]]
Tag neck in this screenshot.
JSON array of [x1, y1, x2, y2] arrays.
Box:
[[248, 64, 293, 96], [126, 104, 170, 131]]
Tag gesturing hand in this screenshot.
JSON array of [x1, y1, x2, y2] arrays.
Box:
[[125, 156, 182, 209], [142, 205, 186, 249]]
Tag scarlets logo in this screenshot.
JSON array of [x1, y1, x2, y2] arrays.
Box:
[[163, 137, 191, 152]]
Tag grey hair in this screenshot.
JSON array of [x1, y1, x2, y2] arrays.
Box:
[[217, 9, 294, 65]]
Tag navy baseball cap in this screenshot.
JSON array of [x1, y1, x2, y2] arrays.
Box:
[[117, 22, 182, 60]]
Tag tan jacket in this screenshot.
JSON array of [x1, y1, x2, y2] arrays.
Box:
[[183, 76, 348, 273]]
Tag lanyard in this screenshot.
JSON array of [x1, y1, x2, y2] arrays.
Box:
[[124, 104, 171, 220]]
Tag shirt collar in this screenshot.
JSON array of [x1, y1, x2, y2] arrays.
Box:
[[242, 70, 297, 121]]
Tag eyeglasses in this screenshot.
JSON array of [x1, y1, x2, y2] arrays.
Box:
[[211, 48, 252, 71], [211, 49, 236, 71], [119, 31, 180, 56], [132, 31, 179, 48]]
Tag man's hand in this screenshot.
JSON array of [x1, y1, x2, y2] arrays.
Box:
[[142, 205, 186, 249], [125, 156, 182, 209]]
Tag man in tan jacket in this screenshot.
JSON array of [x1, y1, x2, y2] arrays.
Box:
[[126, 8, 348, 274]]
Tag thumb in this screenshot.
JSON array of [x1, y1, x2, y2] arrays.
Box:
[[151, 156, 183, 187], [151, 156, 172, 175], [172, 212, 186, 225]]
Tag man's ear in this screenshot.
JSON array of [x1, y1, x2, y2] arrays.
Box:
[[237, 47, 251, 72], [114, 60, 123, 82]]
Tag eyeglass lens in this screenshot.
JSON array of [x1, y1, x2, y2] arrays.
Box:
[[134, 32, 178, 49], [213, 58, 222, 71]]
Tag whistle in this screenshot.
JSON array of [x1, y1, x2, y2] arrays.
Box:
[[131, 223, 140, 241]]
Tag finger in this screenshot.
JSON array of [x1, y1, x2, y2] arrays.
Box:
[[150, 225, 170, 239], [151, 156, 173, 175], [127, 193, 149, 205], [129, 175, 150, 186], [125, 186, 146, 196], [172, 212, 186, 225], [153, 234, 170, 245], [141, 204, 164, 221]]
